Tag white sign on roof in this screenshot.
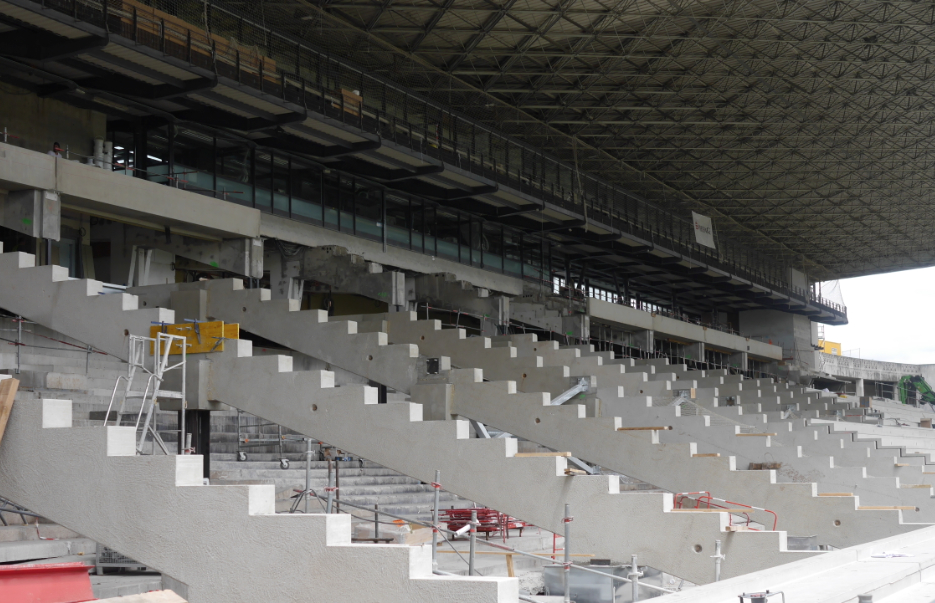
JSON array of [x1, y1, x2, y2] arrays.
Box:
[[691, 211, 716, 249]]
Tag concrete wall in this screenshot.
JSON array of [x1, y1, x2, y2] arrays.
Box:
[[0, 84, 105, 159], [820, 353, 935, 383], [739, 309, 816, 370]]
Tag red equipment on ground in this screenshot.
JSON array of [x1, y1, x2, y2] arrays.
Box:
[[0, 562, 95, 603]]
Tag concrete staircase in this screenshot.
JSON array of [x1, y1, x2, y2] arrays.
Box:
[[0, 262, 852, 584], [187, 340, 812, 584], [0, 397, 514, 603], [122, 280, 932, 547]]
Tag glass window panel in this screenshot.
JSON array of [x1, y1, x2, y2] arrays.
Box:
[[385, 195, 410, 249], [435, 208, 460, 262], [214, 139, 253, 206], [254, 151, 273, 212], [355, 186, 383, 242], [290, 158, 323, 225]]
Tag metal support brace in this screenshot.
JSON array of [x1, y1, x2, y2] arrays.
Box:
[[469, 419, 491, 438], [566, 456, 597, 474], [550, 378, 589, 406]]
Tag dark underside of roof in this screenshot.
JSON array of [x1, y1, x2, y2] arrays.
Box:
[[241, 0, 935, 281]]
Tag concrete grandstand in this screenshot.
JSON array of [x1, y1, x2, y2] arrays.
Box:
[[0, 0, 932, 601]]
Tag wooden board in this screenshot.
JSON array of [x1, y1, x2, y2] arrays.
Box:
[[150, 322, 239, 355], [0, 378, 20, 447]]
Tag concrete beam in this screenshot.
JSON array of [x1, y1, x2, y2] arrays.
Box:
[[123, 226, 263, 279], [0, 189, 60, 240], [291, 246, 406, 307], [0, 143, 260, 240], [260, 212, 524, 296], [409, 273, 509, 335]]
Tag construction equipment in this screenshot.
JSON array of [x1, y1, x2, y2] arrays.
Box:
[[104, 333, 187, 455], [897, 375, 935, 405]]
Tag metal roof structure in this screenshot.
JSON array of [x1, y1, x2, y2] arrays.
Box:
[[261, 0, 935, 281], [0, 0, 853, 323]]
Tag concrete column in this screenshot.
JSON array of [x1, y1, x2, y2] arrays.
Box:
[[682, 342, 704, 363], [855, 377, 865, 398], [729, 351, 748, 372], [1, 189, 60, 240]]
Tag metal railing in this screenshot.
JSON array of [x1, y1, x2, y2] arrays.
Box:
[[25, 0, 846, 320]]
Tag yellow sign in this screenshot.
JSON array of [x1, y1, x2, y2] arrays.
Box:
[[149, 321, 240, 355]]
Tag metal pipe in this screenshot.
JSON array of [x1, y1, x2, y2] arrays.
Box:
[[712, 539, 725, 582], [374, 504, 380, 541], [469, 509, 477, 576], [630, 554, 643, 602], [15, 316, 21, 375], [304, 438, 312, 514], [431, 469, 441, 569], [325, 460, 335, 513], [563, 503, 571, 603]]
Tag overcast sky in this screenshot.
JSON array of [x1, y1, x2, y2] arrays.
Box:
[[822, 266, 935, 366]]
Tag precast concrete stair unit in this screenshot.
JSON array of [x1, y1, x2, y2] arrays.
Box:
[[128, 279, 424, 392], [119, 286, 933, 549], [187, 340, 815, 584], [0, 397, 514, 603], [592, 400, 935, 522], [0, 244, 173, 360], [0, 266, 815, 583]]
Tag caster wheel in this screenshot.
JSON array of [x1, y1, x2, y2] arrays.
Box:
[[237, 451, 247, 462], [280, 458, 290, 470]]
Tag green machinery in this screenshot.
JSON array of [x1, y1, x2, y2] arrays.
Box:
[[898, 375, 935, 405]]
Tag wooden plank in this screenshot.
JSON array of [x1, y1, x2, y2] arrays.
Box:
[[900, 485, 932, 489], [0, 378, 19, 447], [618, 426, 672, 431], [692, 453, 720, 457], [505, 554, 515, 578], [858, 506, 919, 511], [515, 452, 571, 458]]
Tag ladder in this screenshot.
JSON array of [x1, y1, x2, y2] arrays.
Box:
[[103, 332, 187, 455]]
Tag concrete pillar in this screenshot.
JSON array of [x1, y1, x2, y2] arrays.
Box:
[[1, 189, 60, 240], [855, 378, 865, 398], [627, 330, 654, 353], [729, 351, 748, 372], [266, 252, 304, 301], [682, 342, 704, 363], [170, 289, 207, 323], [739, 309, 817, 376]]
